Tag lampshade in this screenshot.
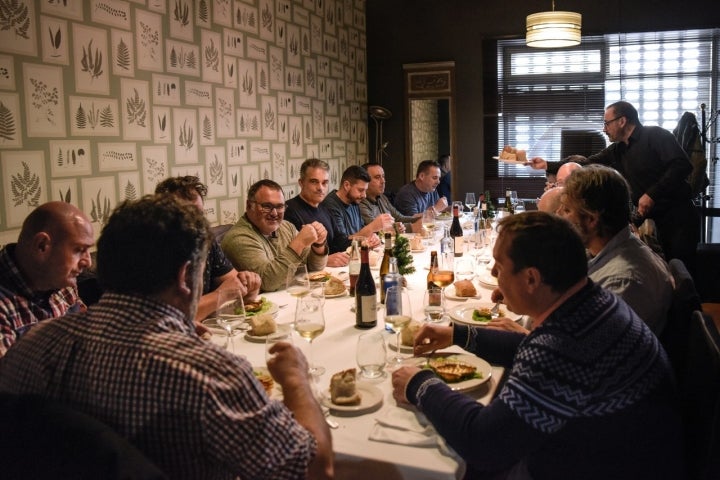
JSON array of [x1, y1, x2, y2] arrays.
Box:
[[526, 9, 582, 48]]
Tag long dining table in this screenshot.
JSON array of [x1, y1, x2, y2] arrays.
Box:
[[211, 231, 507, 480]]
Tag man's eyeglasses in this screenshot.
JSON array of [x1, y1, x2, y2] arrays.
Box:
[[250, 201, 286, 213], [603, 116, 624, 127]]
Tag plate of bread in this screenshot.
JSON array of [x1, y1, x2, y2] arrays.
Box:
[[391, 320, 422, 353], [449, 302, 520, 326], [445, 279, 482, 300], [323, 276, 348, 298], [405, 352, 492, 391], [243, 313, 278, 342], [321, 368, 383, 414], [493, 145, 528, 164]]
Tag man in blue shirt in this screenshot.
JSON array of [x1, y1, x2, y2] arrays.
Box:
[[393, 160, 448, 216]]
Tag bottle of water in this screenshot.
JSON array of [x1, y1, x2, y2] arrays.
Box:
[[439, 225, 453, 271], [383, 257, 401, 332]]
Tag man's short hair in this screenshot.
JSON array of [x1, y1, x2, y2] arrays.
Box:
[[437, 154, 451, 170], [300, 158, 329, 179], [340, 165, 370, 184], [607, 101, 640, 126], [247, 179, 284, 201], [154, 176, 208, 201], [360, 162, 380, 171], [562, 164, 632, 238], [416, 160, 441, 177], [498, 211, 587, 292], [96, 195, 211, 295]]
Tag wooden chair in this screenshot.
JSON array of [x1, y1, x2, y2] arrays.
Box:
[[681, 311, 720, 480]]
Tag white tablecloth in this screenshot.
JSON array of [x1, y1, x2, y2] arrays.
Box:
[[212, 241, 505, 480]]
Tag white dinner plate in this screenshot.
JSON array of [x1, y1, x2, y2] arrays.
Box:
[[244, 331, 272, 343], [201, 317, 248, 335], [388, 340, 414, 353], [324, 288, 348, 298], [403, 352, 492, 391], [477, 270, 498, 288], [321, 383, 383, 414], [492, 156, 529, 165], [444, 284, 482, 300], [246, 300, 279, 318], [449, 302, 520, 326], [252, 366, 281, 399]]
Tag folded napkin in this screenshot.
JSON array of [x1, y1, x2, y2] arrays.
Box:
[[369, 406, 457, 458]]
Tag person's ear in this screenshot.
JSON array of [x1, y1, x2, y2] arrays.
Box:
[[176, 260, 193, 297], [33, 232, 52, 256], [524, 267, 543, 294]]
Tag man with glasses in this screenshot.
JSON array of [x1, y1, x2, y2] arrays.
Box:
[[221, 179, 328, 292], [529, 101, 698, 267]]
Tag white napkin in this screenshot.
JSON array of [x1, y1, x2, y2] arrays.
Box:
[[369, 406, 457, 458]]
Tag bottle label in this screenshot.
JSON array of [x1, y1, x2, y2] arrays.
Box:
[[385, 285, 400, 315], [358, 295, 377, 325], [454, 236, 464, 256]]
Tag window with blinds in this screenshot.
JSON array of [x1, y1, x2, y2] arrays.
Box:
[[496, 28, 718, 181]]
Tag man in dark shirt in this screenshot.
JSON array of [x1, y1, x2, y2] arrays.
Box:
[[284, 159, 349, 267], [436, 153, 452, 201], [529, 101, 699, 266]]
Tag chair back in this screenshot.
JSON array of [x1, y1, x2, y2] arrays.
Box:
[[0, 394, 167, 480], [211, 223, 233, 244], [681, 311, 720, 479], [660, 258, 701, 376]]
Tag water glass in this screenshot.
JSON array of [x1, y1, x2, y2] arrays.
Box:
[[265, 324, 295, 364], [216, 289, 246, 352], [385, 286, 412, 365], [423, 286, 445, 323], [356, 331, 387, 379]]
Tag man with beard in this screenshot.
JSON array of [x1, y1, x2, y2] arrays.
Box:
[[321, 165, 391, 253], [359, 163, 423, 234], [284, 158, 350, 267], [0, 201, 94, 357], [222, 179, 328, 292], [393, 159, 449, 216], [0, 195, 333, 479]]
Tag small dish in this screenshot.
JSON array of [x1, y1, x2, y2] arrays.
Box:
[[321, 383, 383, 414]]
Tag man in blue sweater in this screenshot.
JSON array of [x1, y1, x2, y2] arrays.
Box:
[[392, 211, 683, 479]]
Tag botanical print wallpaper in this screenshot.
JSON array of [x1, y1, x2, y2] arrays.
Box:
[[0, 0, 368, 245]]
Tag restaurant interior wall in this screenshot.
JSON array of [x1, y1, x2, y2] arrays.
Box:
[[0, 0, 369, 244], [366, 0, 720, 205]]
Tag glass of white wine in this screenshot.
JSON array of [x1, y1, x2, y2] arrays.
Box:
[[286, 263, 310, 298], [464, 192, 476, 213], [421, 207, 436, 245], [294, 295, 325, 376], [215, 289, 247, 352], [385, 285, 412, 366]]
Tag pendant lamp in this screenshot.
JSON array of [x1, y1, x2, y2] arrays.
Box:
[[526, 1, 582, 48]]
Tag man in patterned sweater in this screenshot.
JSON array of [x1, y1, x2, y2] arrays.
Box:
[[392, 211, 683, 479], [0, 195, 333, 480]]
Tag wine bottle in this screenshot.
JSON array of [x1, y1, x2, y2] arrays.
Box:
[[379, 233, 392, 303], [427, 250, 439, 289], [355, 245, 377, 329], [450, 203, 464, 257], [348, 239, 361, 296], [505, 189, 514, 215]]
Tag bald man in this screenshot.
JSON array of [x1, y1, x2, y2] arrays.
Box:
[[0, 202, 94, 356], [556, 162, 582, 187], [537, 187, 564, 214]]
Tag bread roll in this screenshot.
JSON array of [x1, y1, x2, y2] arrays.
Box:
[[330, 368, 361, 405], [401, 320, 422, 347], [249, 313, 277, 336], [453, 279, 477, 297]]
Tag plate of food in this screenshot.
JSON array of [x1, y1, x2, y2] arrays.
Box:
[[323, 276, 348, 298], [493, 146, 528, 164], [404, 352, 492, 391], [308, 271, 332, 282], [252, 366, 279, 398], [242, 312, 280, 342], [321, 369, 383, 414], [245, 297, 279, 318], [449, 302, 520, 326], [444, 280, 482, 300]]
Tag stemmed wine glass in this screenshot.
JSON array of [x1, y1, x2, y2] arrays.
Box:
[[464, 192, 476, 213], [294, 295, 326, 376], [428, 267, 454, 318], [385, 285, 412, 366], [421, 207, 436, 245], [286, 263, 310, 298], [215, 289, 247, 352]]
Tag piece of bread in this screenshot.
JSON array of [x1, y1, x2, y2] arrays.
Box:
[[499, 145, 527, 163], [323, 276, 346, 296], [453, 279, 477, 297], [309, 271, 331, 282], [248, 313, 276, 336], [330, 368, 361, 405], [401, 320, 422, 347], [409, 236, 424, 250]]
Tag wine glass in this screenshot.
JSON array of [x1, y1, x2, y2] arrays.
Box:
[[356, 331, 387, 379], [265, 324, 295, 364], [384, 285, 412, 366], [423, 286, 445, 323], [421, 207, 436, 245], [464, 192, 476, 213], [294, 295, 326, 376], [215, 289, 247, 352], [309, 281, 325, 308], [428, 268, 454, 313], [286, 263, 310, 298]]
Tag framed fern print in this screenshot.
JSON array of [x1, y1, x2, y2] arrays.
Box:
[[98, 142, 137, 172], [0, 0, 37, 56], [23, 63, 66, 138], [40, 15, 69, 66], [2, 150, 48, 228], [111, 28, 135, 78], [90, 0, 131, 30], [50, 178, 78, 206], [117, 171, 141, 202], [49, 140, 92, 177], [69, 96, 120, 137], [0, 92, 23, 149], [120, 78, 151, 140], [80, 176, 116, 227], [72, 23, 110, 96]]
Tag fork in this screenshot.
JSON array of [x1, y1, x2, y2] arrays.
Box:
[[490, 301, 501, 317]]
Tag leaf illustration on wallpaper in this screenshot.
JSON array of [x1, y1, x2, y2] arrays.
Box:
[[209, 154, 223, 185], [80, 39, 104, 81], [231, 171, 238, 187], [124, 180, 137, 200], [10, 161, 41, 207], [48, 26, 62, 57], [242, 69, 253, 94], [218, 98, 232, 129], [264, 103, 275, 129], [146, 157, 166, 184], [58, 187, 71, 203], [261, 3, 272, 31], [75, 103, 114, 130], [198, 0, 209, 23], [226, 62, 234, 80], [173, 0, 190, 27], [235, 9, 256, 28], [55, 147, 85, 167], [29, 78, 59, 125], [157, 113, 168, 138], [170, 46, 197, 70], [0, 100, 16, 141], [258, 67, 267, 90], [116, 38, 130, 70], [0, 0, 30, 39], [126, 88, 147, 127], [90, 190, 112, 224], [202, 114, 212, 140], [178, 120, 194, 151], [204, 39, 219, 72], [222, 210, 237, 225]]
